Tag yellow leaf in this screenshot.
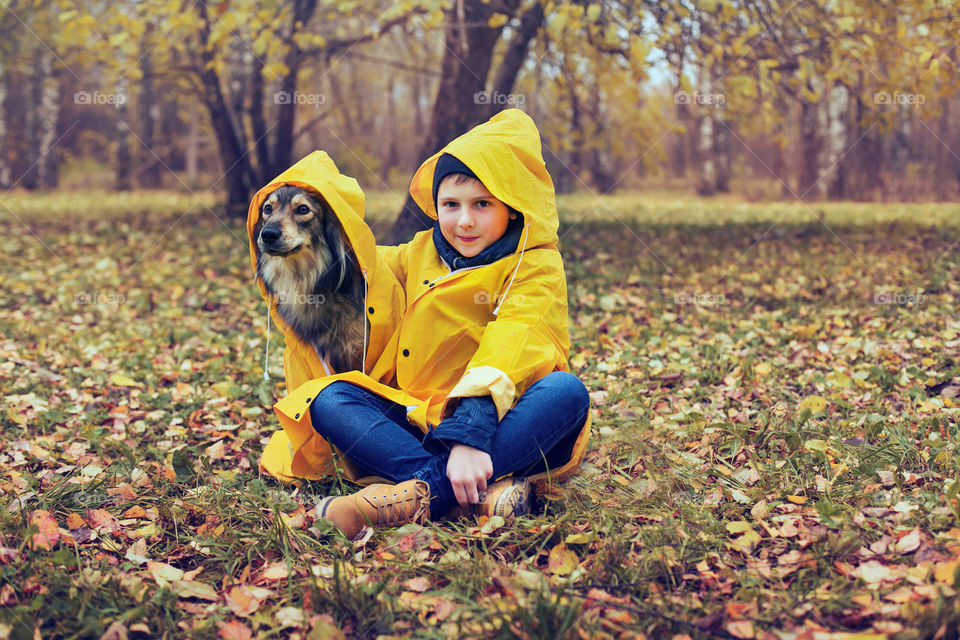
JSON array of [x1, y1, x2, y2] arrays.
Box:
[[786, 495, 808, 505], [798, 396, 827, 414], [725, 521, 753, 534], [488, 13, 508, 28], [548, 544, 579, 575], [111, 373, 142, 388], [565, 533, 590, 545], [754, 362, 772, 376], [934, 560, 959, 585]]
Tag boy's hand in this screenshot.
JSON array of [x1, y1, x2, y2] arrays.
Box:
[[446, 444, 493, 506]]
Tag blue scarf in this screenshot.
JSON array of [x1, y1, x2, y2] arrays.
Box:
[[432, 214, 525, 270]]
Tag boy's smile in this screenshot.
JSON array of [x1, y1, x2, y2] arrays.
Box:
[[437, 178, 514, 258]]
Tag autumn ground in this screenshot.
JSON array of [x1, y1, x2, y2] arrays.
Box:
[[2, 190, 960, 639]]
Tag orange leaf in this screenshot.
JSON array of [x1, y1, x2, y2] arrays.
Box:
[[29, 510, 60, 550], [725, 619, 755, 639], [65, 513, 84, 530], [218, 620, 253, 640], [786, 495, 807, 505], [226, 586, 261, 617], [124, 506, 147, 519]]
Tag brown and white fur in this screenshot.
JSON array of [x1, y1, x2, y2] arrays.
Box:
[[254, 185, 366, 373]]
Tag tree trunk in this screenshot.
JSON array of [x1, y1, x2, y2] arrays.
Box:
[[826, 85, 848, 199], [115, 75, 132, 191], [388, 0, 520, 244], [797, 96, 820, 199], [186, 115, 198, 185], [249, 55, 271, 184], [270, 0, 318, 178], [195, 0, 255, 217], [23, 47, 60, 190], [714, 115, 730, 192], [139, 40, 163, 188], [695, 112, 716, 196], [933, 95, 951, 200], [0, 57, 8, 188]]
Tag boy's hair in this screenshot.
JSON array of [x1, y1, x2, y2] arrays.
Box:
[[438, 172, 483, 189]]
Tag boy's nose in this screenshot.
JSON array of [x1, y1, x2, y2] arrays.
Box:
[[458, 211, 475, 228]]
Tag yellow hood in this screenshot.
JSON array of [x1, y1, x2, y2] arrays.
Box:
[[409, 108, 559, 251], [246, 151, 404, 382]]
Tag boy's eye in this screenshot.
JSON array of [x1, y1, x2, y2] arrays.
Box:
[[475, 200, 489, 208]]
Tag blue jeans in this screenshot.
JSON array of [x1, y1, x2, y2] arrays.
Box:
[[308, 371, 590, 516]]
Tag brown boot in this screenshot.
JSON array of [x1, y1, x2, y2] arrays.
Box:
[[315, 479, 430, 539], [475, 477, 532, 520]]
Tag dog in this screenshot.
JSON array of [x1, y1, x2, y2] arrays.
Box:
[[254, 185, 366, 373]]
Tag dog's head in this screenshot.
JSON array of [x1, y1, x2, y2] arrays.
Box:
[[254, 185, 355, 293]]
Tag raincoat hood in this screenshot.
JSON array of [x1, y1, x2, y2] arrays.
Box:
[[246, 150, 403, 380], [247, 150, 374, 304], [409, 109, 559, 252]]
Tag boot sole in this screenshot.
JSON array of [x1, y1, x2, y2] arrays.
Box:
[[491, 478, 532, 518]]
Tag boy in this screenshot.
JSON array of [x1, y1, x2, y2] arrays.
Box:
[[272, 109, 591, 537]]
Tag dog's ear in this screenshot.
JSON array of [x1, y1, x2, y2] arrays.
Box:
[[322, 210, 354, 291]]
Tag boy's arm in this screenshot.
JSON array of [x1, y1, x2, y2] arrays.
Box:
[[426, 249, 570, 453]]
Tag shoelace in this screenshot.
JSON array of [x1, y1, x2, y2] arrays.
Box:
[[370, 487, 422, 526]]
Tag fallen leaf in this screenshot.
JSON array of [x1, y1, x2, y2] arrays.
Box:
[[218, 620, 253, 640], [28, 510, 59, 550], [171, 580, 219, 601], [894, 528, 922, 554], [275, 606, 306, 628], [260, 562, 290, 581], [548, 544, 579, 575], [403, 576, 432, 592]]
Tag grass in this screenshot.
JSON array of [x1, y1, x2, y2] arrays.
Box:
[[1, 189, 959, 639]]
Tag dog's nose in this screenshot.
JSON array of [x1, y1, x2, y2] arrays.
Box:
[[261, 227, 282, 245]]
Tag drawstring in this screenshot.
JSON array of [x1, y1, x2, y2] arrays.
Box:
[[493, 225, 529, 316], [260, 271, 368, 380], [361, 269, 369, 375], [263, 294, 272, 381]]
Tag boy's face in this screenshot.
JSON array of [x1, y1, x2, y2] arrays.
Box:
[[437, 177, 513, 258]]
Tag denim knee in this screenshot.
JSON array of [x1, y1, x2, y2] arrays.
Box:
[[308, 381, 357, 436], [542, 371, 590, 415]]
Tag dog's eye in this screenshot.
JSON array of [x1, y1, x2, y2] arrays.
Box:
[[296, 204, 311, 215], [262, 204, 273, 215]]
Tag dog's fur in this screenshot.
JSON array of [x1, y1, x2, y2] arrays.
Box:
[[254, 185, 366, 372]]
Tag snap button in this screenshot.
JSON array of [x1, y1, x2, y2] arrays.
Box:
[[295, 413, 300, 419], [428, 283, 435, 288], [422, 280, 429, 285], [368, 306, 374, 314], [402, 349, 410, 357]]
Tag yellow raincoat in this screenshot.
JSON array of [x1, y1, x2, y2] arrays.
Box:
[[257, 109, 590, 485], [249, 152, 405, 482]]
